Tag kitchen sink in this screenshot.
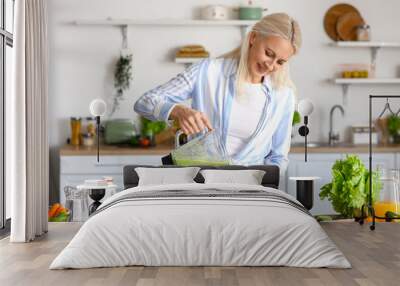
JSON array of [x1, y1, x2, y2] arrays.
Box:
[[291, 142, 356, 148]]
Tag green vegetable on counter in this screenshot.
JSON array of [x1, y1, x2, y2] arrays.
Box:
[[320, 154, 381, 218], [141, 117, 167, 136], [387, 115, 400, 143]]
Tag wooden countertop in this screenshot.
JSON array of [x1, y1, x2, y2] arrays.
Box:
[[60, 143, 400, 156], [60, 144, 174, 156]]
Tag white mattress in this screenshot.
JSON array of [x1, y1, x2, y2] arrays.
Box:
[[50, 183, 351, 269]]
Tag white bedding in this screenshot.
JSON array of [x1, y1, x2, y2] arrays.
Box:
[[50, 183, 351, 269]]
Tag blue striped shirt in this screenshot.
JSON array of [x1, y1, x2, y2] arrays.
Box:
[[134, 58, 295, 169]]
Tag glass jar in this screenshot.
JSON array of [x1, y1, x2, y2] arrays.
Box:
[[70, 117, 82, 146], [82, 133, 95, 147], [64, 186, 89, 222], [357, 24, 371, 41], [84, 117, 96, 136]]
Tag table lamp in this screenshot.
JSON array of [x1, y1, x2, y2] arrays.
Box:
[[291, 98, 319, 211], [89, 99, 107, 162], [80, 99, 108, 215]]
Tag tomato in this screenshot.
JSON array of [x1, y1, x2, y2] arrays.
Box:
[[139, 138, 151, 147]]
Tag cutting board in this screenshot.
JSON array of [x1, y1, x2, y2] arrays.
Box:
[[323, 3, 361, 41]]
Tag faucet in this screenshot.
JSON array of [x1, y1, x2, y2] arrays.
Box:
[[329, 105, 345, 146]]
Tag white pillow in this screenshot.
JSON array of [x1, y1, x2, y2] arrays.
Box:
[[200, 169, 266, 185], [135, 167, 201, 186]]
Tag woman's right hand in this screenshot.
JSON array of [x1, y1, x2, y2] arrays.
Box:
[[169, 105, 213, 136]]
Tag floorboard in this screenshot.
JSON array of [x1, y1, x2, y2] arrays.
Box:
[[0, 222, 399, 286]]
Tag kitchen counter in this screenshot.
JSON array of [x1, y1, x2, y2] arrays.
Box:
[[60, 144, 174, 156], [290, 144, 400, 153], [60, 143, 400, 156]]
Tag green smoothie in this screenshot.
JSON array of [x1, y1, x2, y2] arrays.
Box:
[[173, 157, 230, 166]]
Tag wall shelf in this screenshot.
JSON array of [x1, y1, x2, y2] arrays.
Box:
[[332, 78, 400, 105], [334, 78, 400, 84], [331, 41, 400, 105], [175, 57, 207, 64], [74, 18, 255, 38], [74, 18, 257, 27], [332, 41, 400, 48], [74, 18, 255, 62], [332, 41, 400, 71]]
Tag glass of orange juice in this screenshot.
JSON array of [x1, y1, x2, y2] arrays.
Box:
[[374, 169, 400, 222]]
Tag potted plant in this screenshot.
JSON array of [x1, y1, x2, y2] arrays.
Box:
[[319, 154, 381, 219], [387, 114, 400, 144], [110, 54, 133, 117]]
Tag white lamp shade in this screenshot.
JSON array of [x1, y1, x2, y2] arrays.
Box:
[[89, 99, 107, 117], [298, 99, 314, 116]]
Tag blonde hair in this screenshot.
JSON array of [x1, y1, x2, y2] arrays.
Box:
[[222, 13, 302, 94]]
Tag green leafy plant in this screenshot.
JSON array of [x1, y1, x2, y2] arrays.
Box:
[[320, 154, 381, 218], [111, 54, 133, 116], [140, 117, 167, 137], [387, 114, 400, 136], [292, 110, 301, 126]]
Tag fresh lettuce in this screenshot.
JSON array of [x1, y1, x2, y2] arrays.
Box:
[[320, 154, 381, 218]]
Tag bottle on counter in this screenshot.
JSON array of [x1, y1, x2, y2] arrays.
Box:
[[70, 117, 82, 146], [84, 117, 97, 136]]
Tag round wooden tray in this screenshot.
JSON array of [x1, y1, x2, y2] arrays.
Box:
[[336, 11, 365, 41], [323, 3, 362, 41]]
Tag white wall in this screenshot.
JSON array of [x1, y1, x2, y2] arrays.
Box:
[[48, 0, 400, 202]]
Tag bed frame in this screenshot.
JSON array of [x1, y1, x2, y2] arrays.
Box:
[[123, 165, 280, 189]]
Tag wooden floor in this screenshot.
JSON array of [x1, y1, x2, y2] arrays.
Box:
[[0, 222, 399, 286]]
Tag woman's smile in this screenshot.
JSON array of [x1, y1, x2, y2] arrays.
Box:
[[257, 62, 269, 76]]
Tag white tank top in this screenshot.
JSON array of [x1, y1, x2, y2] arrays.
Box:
[[226, 82, 267, 156]]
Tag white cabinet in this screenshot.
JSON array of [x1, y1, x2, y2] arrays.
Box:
[[59, 155, 163, 205], [285, 152, 398, 215], [355, 153, 396, 171]]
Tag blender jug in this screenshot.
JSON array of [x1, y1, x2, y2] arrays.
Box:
[[172, 130, 232, 166]]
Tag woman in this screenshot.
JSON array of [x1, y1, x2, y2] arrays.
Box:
[[134, 13, 302, 170]]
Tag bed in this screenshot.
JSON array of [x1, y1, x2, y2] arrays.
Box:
[[50, 165, 350, 269]]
